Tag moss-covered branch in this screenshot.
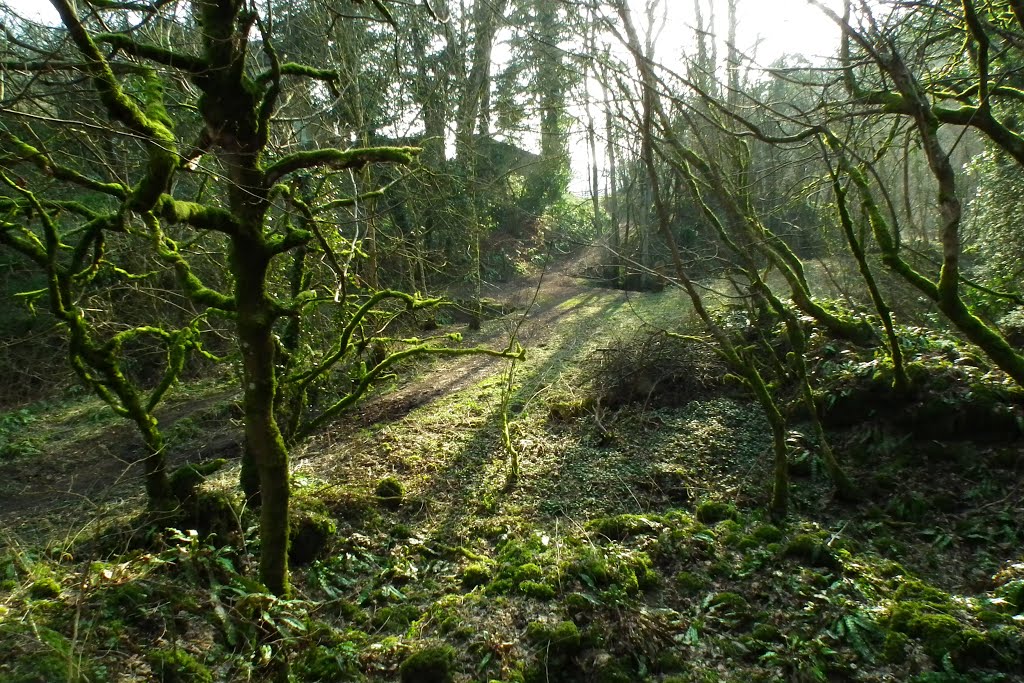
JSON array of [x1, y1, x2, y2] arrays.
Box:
[[828, 161, 908, 392], [155, 195, 240, 234], [254, 62, 340, 88], [264, 147, 420, 185], [143, 214, 236, 312], [94, 32, 208, 73], [289, 290, 439, 392], [1, 133, 129, 199]]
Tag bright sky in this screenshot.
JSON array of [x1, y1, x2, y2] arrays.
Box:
[[2, 0, 845, 192], [720, 0, 843, 65], [4, 0, 844, 63]]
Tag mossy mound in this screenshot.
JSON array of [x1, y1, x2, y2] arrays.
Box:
[[369, 604, 421, 632], [180, 490, 241, 541], [784, 534, 840, 570], [169, 458, 226, 502], [399, 645, 456, 683], [887, 602, 988, 666], [375, 476, 405, 509], [751, 524, 783, 544], [675, 571, 709, 595], [461, 563, 491, 588], [148, 648, 212, 683], [586, 513, 662, 540], [695, 500, 737, 524], [289, 509, 337, 565], [526, 620, 582, 656], [519, 580, 556, 599], [28, 577, 60, 599]]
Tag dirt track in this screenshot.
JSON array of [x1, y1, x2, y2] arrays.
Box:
[[0, 255, 614, 532]]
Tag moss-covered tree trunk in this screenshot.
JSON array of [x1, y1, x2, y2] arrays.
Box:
[[233, 235, 291, 595]]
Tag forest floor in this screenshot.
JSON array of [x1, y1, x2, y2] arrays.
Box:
[[1, 254, 1023, 683]]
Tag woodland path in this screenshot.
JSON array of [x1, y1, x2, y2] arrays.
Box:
[[0, 253, 623, 534]]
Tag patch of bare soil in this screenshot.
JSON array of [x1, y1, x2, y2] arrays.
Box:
[[0, 392, 239, 532]]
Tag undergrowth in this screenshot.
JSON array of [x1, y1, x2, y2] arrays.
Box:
[[1, 287, 1022, 682]]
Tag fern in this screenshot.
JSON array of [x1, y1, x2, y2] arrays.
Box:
[[831, 611, 882, 660]]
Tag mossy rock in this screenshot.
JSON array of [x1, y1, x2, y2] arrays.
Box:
[[399, 645, 456, 683], [519, 580, 556, 600], [882, 630, 910, 663], [708, 591, 751, 628], [751, 623, 782, 643], [695, 501, 737, 524], [783, 534, 840, 570], [593, 658, 634, 683], [708, 559, 734, 579], [369, 604, 421, 632], [630, 553, 659, 591], [888, 601, 988, 665], [375, 476, 405, 509], [461, 563, 492, 588], [294, 642, 362, 681], [893, 578, 951, 607], [169, 458, 226, 502], [751, 524, 783, 544], [289, 510, 337, 565], [148, 648, 212, 683], [28, 577, 60, 599], [586, 514, 661, 540], [526, 620, 581, 656], [182, 490, 240, 541], [995, 579, 1024, 613], [569, 550, 612, 587], [513, 563, 544, 583], [675, 571, 709, 595], [564, 592, 594, 612]]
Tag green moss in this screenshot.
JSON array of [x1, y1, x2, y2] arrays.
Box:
[[370, 604, 421, 632], [675, 571, 709, 595], [995, 580, 1024, 612], [708, 559, 734, 579], [461, 563, 492, 588], [888, 601, 987, 664], [148, 648, 212, 683], [586, 513, 661, 540], [168, 458, 226, 502], [894, 578, 951, 606], [593, 658, 634, 683], [564, 592, 593, 611], [526, 620, 581, 655], [630, 552, 659, 590], [182, 490, 240, 540], [294, 642, 362, 681], [399, 645, 456, 683], [519, 580, 556, 599], [289, 510, 336, 565], [784, 533, 840, 570], [28, 577, 60, 599], [752, 524, 783, 543], [882, 630, 909, 663], [513, 563, 544, 582], [375, 476, 405, 509], [751, 623, 782, 642], [570, 549, 611, 587], [696, 500, 737, 524], [390, 523, 414, 539], [708, 592, 752, 628]]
